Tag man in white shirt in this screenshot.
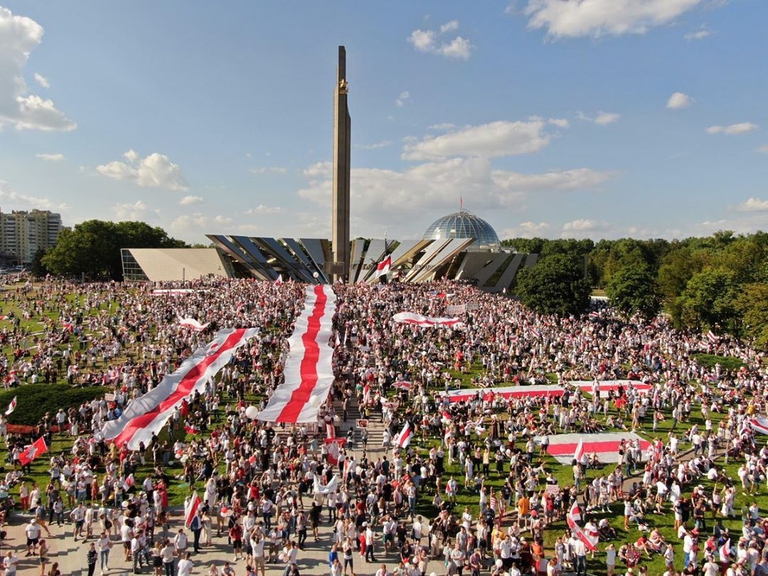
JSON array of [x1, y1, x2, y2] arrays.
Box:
[[25, 519, 42, 556], [177, 552, 193, 576], [571, 537, 587, 576], [174, 529, 188, 558]]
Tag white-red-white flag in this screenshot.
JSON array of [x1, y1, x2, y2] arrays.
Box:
[[5, 396, 16, 416], [574, 437, 585, 463], [707, 330, 719, 344], [123, 473, 135, 491], [569, 499, 582, 523], [393, 381, 412, 391], [377, 255, 392, 277], [178, 317, 210, 331], [395, 422, 413, 448], [184, 492, 201, 527], [566, 512, 597, 552], [325, 438, 346, 465], [19, 437, 48, 467]]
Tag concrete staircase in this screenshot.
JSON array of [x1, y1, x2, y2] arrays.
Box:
[[335, 393, 387, 459]]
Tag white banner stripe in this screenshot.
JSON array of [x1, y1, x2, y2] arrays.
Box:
[[101, 328, 258, 449], [257, 285, 336, 423]]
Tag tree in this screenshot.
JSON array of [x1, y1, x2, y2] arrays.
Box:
[[30, 247, 51, 277], [515, 254, 591, 316], [675, 267, 740, 333], [43, 220, 187, 281], [605, 265, 661, 320], [736, 282, 768, 349]]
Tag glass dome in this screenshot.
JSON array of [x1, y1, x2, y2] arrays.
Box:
[[423, 210, 500, 251]]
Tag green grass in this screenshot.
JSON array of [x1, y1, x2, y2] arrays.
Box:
[[692, 353, 745, 371]]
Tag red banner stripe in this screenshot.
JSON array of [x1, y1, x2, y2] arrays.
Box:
[[113, 329, 248, 446], [275, 285, 327, 422], [547, 439, 651, 456]]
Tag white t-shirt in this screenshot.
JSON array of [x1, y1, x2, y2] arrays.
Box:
[[177, 558, 193, 576], [25, 523, 41, 539]]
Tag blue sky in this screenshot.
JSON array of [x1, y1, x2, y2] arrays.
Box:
[[0, 1, 766, 244]]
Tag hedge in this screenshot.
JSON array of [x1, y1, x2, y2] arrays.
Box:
[[691, 353, 745, 372], [0, 384, 106, 426]]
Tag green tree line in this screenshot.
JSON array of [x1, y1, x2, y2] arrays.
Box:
[[504, 231, 768, 347]]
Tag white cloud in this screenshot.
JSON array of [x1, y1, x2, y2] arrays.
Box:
[[179, 195, 204, 206], [169, 213, 234, 236], [440, 20, 459, 34], [297, 154, 613, 237], [408, 21, 474, 60], [248, 166, 287, 174], [33, 72, 49, 88], [395, 91, 410, 107], [734, 198, 768, 212], [0, 179, 64, 211], [247, 204, 283, 215], [114, 200, 153, 221], [492, 168, 613, 192], [684, 24, 713, 40], [577, 111, 621, 125], [500, 221, 551, 238], [439, 37, 473, 60], [667, 92, 693, 109], [96, 150, 188, 190], [756, 145, 768, 154], [35, 152, 64, 161], [548, 118, 570, 128], [595, 111, 621, 125], [524, 0, 703, 39], [562, 218, 611, 237], [0, 7, 76, 131], [428, 123, 456, 131], [357, 140, 392, 150], [402, 119, 552, 160], [705, 122, 759, 135]]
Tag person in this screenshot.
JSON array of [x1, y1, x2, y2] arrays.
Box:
[[177, 552, 193, 576], [374, 564, 389, 576], [572, 536, 587, 576], [251, 532, 266, 576], [285, 563, 301, 576], [190, 511, 203, 553], [26, 518, 43, 557], [38, 539, 50, 576], [87, 543, 98, 576], [97, 530, 112, 573], [365, 523, 377, 563], [330, 557, 343, 576], [174, 529, 188, 559], [48, 562, 62, 576], [3, 551, 18, 576], [151, 542, 164, 576], [606, 543, 616, 576], [161, 538, 176, 576], [230, 520, 244, 561]]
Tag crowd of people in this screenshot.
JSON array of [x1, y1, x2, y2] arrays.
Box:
[[0, 276, 767, 575]]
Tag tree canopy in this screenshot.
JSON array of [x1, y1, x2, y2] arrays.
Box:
[[515, 254, 591, 317], [42, 220, 186, 281]]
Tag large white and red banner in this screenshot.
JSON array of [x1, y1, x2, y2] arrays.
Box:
[[438, 384, 565, 404], [101, 328, 258, 449], [393, 312, 463, 328], [257, 285, 336, 423], [750, 417, 768, 435], [570, 380, 652, 398], [539, 432, 651, 465]]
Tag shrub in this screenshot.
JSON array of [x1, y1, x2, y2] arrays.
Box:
[[0, 384, 106, 426], [691, 353, 744, 372]]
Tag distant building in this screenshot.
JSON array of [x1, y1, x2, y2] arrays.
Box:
[[0, 209, 63, 264]]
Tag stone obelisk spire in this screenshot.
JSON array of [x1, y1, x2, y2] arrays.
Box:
[[331, 46, 351, 283]]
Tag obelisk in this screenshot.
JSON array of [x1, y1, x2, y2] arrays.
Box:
[[331, 46, 351, 283]]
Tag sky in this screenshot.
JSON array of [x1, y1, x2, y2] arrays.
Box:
[[0, 1, 766, 245]]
